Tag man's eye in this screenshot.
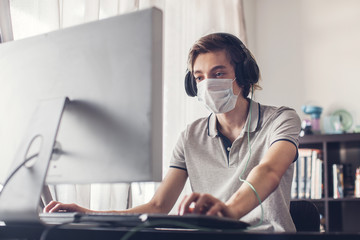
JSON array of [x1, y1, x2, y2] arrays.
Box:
[[215, 72, 224, 77], [195, 76, 203, 81]]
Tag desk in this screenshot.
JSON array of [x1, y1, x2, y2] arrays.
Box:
[[1, 225, 359, 240]]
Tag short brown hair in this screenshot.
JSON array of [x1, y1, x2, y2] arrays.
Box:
[[186, 33, 261, 98]]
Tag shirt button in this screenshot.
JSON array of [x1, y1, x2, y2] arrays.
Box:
[[227, 147, 231, 152]]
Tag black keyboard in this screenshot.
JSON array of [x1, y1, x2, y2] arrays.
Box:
[[39, 212, 249, 230]]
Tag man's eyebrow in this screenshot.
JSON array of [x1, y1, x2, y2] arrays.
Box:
[[193, 69, 203, 75], [193, 65, 228, 75], [210, 65, 227, 72]]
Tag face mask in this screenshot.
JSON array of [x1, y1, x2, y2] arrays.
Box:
[[197, 78, 238, 113]]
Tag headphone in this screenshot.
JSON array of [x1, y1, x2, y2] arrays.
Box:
[[184, 33, 260, 98]]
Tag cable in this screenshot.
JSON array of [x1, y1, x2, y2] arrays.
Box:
[[239, 85, 264, 229], [0, 153, 39, 196], [0, 134, 45, 196], [39, 221, 75, 240], [39, 218, 246, 240], [0, 137, 62, 196], [40, 220, 208, 240]]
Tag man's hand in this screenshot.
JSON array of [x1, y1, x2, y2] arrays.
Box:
[[44, 201, 91, 213], [178, 193, 239, 219]]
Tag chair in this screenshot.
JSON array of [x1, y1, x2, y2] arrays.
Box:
[[290, 200, 320, 232]]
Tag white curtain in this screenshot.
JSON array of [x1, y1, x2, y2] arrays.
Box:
[[4, 0, 248, 213], [0, 0, 13, 42]]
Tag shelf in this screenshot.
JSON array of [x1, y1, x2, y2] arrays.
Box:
[[293, 197, 360, 202], [299, 133, 360, 144], [297, 133, 360, 232], [291, 198, 325, 202], [327, 197, 360, 202]]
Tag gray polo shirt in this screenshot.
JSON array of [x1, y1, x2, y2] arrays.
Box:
[[170, 100, 301, 232]]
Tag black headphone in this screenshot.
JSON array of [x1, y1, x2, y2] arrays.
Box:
[[184, 33, 260, 98]]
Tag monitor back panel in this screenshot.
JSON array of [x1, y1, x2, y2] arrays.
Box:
[[0, 8, 163, 184]]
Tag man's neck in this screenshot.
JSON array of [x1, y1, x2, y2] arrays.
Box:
[[216, 97, 250, 142]]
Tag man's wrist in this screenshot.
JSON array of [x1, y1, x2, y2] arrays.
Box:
[[225, 201, 244, 220]]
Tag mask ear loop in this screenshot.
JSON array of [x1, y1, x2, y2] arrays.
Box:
[[239, 84, 264, 229]]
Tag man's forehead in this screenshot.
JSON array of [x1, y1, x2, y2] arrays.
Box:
[[193, 50, 231, 72]]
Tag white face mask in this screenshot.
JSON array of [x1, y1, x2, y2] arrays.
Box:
[[197, 78, 238, 113]]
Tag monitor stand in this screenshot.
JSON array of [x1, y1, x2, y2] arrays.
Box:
[[0, 97, 68, 225]]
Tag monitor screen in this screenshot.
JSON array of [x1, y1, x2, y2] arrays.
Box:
[[0, 7, 163, 185]]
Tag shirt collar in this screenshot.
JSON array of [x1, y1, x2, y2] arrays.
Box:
[[207, 99, 260, 138]]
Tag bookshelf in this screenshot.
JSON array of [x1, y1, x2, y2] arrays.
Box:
[[296, 133, 360, 232]]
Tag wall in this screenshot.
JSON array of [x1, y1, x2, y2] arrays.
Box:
[[244, 0, 360, 131]]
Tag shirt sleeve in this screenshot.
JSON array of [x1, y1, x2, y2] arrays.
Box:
[[269, 107, 301, 152], [169, 128, 187, 171]]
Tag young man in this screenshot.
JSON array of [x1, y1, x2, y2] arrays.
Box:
[[45, 33, 301, 232]]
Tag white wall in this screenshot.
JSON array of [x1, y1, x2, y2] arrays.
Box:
[[244, 0, 360, 130]]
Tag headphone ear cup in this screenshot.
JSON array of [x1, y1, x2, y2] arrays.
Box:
[[235, 65, 245, 86], [184, 71, 197, 97], [242, 57, 259, 85]]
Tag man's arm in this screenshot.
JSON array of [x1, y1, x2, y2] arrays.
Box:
[[44, 168, 188, 214], [178, 140, 296, 219]]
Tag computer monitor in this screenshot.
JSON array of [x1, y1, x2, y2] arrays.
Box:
[[0, 7, 162, 223]]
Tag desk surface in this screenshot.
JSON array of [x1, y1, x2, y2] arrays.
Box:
[[1, 225, 359, 240]]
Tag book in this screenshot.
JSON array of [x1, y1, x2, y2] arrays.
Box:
[[291, 149, 323, 200], [310, 150, 317, 199], [297, 149, 312, 199], [333, 164, 344, 199], [343, 164, 354, 197], [298, 155, 306, 199], [291, 159, 298, 199], [355, 167, 360, 198], [315, 158, 323, 199], [305, 155, 312, 199], [312, 150, 323, 199]]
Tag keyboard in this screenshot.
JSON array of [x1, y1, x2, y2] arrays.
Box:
[[39, 212, 249, 230]]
